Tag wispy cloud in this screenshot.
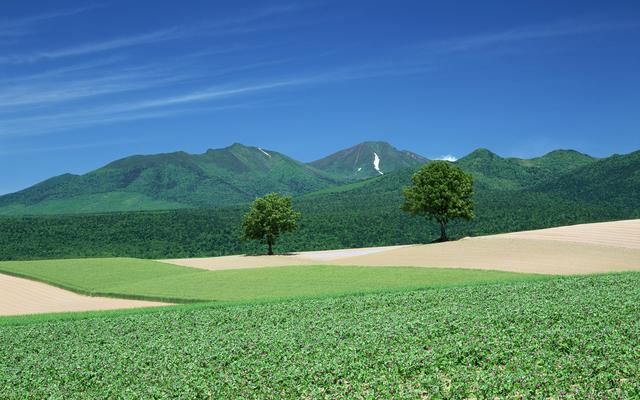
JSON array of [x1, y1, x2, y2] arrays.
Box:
[[0, 57, 123, 85], [0, 103, 256, 138], [8, 6, 633, 142], [0, 27, 190, 64], [0, 66, 194, 111], [114, 79, 310, 112], [427, 19, 640, 53], [0, 4, 306, 64], [0, 77, 308, 136], [0, 58, 437, 136], [309, 60, 433, 83], [0, 5, 101, 39]]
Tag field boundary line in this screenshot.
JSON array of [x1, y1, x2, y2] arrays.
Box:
[[0, 269, 206, 304]]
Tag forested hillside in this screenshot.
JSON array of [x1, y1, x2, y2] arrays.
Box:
[[531, 150, 640, 209], [0, 144, 342, 214], [1, 148, 637, 260], [455, 148, 596, 190]]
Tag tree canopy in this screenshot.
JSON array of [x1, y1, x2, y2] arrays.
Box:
[[402, 161, 475, 241], [242, 193, 300, 255]]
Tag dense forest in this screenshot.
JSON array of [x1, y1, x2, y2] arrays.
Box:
[[0, 183, 632, 260]]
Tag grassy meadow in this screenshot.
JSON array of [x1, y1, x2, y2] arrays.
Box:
[[0, 258, 545, 303], [1, 272, 638, 398]]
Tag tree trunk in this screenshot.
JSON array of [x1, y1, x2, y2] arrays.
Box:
[[439, 221, 448, 242], [267, 238, 274, 255]]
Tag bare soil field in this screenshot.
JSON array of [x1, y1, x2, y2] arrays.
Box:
[[163, 219, 640, 275], [493, 219, 640, 249], [162, 245, 412, 270], [0, 274, 166, 316]]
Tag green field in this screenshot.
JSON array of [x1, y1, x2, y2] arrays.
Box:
[[1, 273, 638, 398], [0, 258, 545, 303]]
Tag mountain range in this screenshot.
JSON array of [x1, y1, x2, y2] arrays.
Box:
[[1, 141, 639, 260], [0, 141, 428, 215], [0, 141, 638, 219]]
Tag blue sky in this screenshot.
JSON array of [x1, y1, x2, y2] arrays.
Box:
[[1, 0, 639, 194]]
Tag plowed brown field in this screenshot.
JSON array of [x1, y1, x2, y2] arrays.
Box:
[[162, 219, 640, 275], [0, 274, 167, 316]]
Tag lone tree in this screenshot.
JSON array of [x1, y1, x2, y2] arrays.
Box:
[[402, 161, 474, 242], [242, 192, 300, 255]]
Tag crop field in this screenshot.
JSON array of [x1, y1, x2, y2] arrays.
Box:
[[1, 272, 639, 398], [0, 258, 544, 304]]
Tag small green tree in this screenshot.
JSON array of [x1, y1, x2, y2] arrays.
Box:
[[242, 192, 300, 255], [402, 161, 474, 242]]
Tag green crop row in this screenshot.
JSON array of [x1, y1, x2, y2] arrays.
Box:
[[1, 273, 639, 398]]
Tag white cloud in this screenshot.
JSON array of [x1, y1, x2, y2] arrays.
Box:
[[436, 154, 457, 162], [427, 19, 640, 54]]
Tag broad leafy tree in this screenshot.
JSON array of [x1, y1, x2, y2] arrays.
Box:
[[242, 193, 300, 255], [402, 161, 474, 242]]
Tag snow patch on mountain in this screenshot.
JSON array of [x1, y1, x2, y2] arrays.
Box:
[[373, 152, 383, 175], [258, 148, 271, 158]]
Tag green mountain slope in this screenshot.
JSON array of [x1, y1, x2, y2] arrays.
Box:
[[308, 141, 428, 180], [0, 149, 637, 260], [456, 148, 596, 190], [0, 142, 633, 230], [531, 150, 640, 210], [0, 143, 341, 214]]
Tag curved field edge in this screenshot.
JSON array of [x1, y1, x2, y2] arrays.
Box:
[[0, 268, 203, 304], [1, 273, 639, 398], [0, 258, 548, 304], [0, 258, 206, 304], [0, 277, 557, 327]]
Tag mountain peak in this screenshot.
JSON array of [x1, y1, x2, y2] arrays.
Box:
[[356, 140, 392, 147], [309, 141, 427, 180], [538, 149, 593, 159], [228, 142, 249, 150], [459, 148, 500, 162], [528, 149, 596, 172]]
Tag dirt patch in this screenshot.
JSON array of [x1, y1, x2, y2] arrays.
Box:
[[161, 219, 640, 275], [330, 237, 640, 275], [0, 274, 168, 317], [493, 219, 640, 249], [161, 245, 411, 271]]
